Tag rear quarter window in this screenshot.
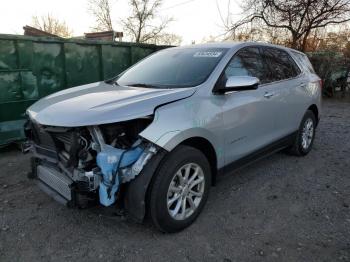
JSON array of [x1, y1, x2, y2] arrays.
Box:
[[291, 51, 315, 74]]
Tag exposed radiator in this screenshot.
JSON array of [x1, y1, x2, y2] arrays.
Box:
[[37, 165, 73, 201]]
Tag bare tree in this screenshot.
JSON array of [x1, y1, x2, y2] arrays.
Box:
[[31, 14, 72, 37], [88, 0, 114, 31], [122, 0, 174, 43], [223, 0, 350, 51], [88, 0, 180, 44], [153, 33, 182, 45]]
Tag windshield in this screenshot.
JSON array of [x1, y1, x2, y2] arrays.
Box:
[[116, 47, 228, 88]]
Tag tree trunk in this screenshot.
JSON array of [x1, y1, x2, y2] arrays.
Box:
[[301, 30, 311, 52], [290, 32, 299, 49], [136, 20, 142, 43]]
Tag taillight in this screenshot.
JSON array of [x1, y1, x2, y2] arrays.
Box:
[[319, 79, 323, 89]]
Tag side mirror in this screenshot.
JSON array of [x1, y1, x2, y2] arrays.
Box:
[[216, 76, 260, 94]]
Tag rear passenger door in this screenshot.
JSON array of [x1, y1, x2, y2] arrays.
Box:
[[260, 47, 305, 138]]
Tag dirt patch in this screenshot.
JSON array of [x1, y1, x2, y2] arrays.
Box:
[[0, 99, 349, 262]]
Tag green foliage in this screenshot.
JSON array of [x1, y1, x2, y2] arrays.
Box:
[[308, 52, 349, 97]]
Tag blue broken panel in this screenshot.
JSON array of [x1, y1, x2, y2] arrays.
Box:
[[97, 144, 143, 206]]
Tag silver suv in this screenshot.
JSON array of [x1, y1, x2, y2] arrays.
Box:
[[25, 42, 322, 232]]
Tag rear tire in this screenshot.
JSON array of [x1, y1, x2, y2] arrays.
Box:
[[148, 145, 211, 233], [288, 110, 316, 156]]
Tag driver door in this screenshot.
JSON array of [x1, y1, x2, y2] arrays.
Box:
[[221, 47, 279, 164]]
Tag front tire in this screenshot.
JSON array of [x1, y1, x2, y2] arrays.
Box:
[[289, 110, 316, 156], [149, 145, 211, 233]]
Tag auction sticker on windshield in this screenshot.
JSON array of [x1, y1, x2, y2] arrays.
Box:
[[193, 51, 223, 58]]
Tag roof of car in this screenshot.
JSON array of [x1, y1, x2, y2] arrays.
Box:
[[174, 41, 243, 49], [172, 41, 304, 54]]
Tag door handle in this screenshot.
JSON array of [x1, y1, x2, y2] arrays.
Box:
[[264, 92, 274, 98], [299, 83, 307, 88]]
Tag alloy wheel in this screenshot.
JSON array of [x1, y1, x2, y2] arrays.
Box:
[[301, 118, 314, 150], [167, 163, 205, 220]]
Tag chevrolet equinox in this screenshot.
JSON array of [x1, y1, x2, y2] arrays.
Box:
[[25, 42, 322, 232]]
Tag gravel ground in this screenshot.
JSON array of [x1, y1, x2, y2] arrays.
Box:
[[0, 99, 349, 262]]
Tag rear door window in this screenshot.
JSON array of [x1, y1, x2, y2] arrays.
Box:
[[224, 47, 268, 84], [262, 47, 301, 82]]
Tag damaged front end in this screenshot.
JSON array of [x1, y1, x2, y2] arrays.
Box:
[[25, 116, 159, 209]]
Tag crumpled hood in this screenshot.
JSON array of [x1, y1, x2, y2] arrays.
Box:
[[27, 81, 196, 127]]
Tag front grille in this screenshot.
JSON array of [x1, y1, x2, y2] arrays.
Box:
[[37, 165, 73, 201], [27, 122, 58, 160], [54, 132, 73, 152], [31, 123, 56, 149], [29, 122, 88, 170], [51, 131, 78, 167]]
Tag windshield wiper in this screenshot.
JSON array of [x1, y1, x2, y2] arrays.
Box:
[[126, 83, 162, 89]]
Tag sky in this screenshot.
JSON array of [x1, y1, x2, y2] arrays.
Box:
[[0, 0, 242, 45]]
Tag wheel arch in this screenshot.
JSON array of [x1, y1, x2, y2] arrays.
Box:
[[308, 104, 319, 125], [179, 136, 218, 186]]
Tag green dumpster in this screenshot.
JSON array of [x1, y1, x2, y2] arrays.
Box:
[[0, 34, 169, 146]]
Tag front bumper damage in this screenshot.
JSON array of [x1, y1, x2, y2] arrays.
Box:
[[25, 117, 160, 211]]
